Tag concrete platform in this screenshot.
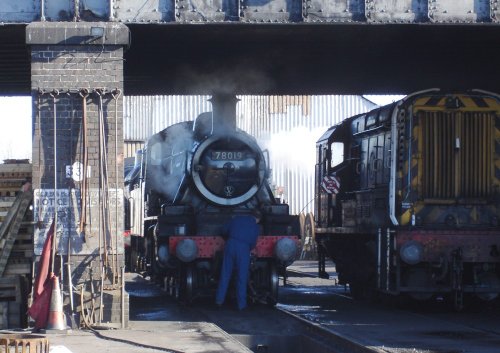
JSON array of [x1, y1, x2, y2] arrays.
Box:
[[10, 261, 329, 353], [287, 260, 336, 278], [25, 320, 252, 353]]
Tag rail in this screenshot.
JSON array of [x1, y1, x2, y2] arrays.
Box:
[[275, 306, 383, 353]]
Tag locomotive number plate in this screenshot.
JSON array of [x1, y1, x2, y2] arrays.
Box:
[[211, 151, 244, 160]]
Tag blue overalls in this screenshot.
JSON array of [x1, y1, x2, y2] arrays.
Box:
[[215, 215, 259, 310]]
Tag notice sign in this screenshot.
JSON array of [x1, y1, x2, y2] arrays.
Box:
[[321, 175, 340, 194], [34, 188, 124, 256]]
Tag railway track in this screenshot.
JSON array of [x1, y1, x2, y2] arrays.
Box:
[[126, 261, 500, 353], [274, 305, 381, 353], [280, 262, 500, 353], [127, 271, 377, 353], [195, 300, 378, 353]]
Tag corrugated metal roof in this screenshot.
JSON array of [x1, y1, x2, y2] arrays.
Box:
[[123, 95, 377, 214]]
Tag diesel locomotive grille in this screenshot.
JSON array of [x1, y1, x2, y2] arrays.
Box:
[[420, 111, 494, 199]]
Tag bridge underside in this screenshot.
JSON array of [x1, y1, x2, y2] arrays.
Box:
[[0, 23, 499, 95]]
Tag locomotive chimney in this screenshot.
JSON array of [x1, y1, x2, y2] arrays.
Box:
[[209, 94, 239, 132]]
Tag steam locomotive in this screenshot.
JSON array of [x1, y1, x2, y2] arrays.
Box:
[[124, 95, 300, 304], [315, 89, 500, 309]]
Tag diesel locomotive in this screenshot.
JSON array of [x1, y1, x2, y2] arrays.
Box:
[[124, 95, 300, 304], [315, 89, 500, 309]]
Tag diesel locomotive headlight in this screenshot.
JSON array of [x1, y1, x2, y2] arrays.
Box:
[[400, 241, 423, 265], [274, 238, 298, 264], [176, 239, 198, 262], [411, 215, 423, 226]]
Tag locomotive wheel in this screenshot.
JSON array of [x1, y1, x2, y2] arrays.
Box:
[[349, 281, 369, 300], [405, 268, 433, 301], [267, 262, 279, 306], [300, 213, 317, 260], [349, 277, 375, 301], [145, 234, 156, 276], [179, 264, 195, 304], [165, 275, 175, 297], [305, 213, 315, 241], [299, 212, 306, 247], [129, 247, 139, 273], [173, 276, 181, 300], [475, 272, 500, 301]]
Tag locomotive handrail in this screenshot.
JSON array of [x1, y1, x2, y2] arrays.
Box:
[[403, 108, 414, 203], [370, 158, 382, 172], [389, 101, 400, 226], [471, 89, 500, 102], [144, 216, 159, 221], [172, 174, 187, 204], [355, 161, 363, 175], [262, 149, 270, 178], [345, 188, 386, 194], [129, 198, 134, 231], [352, 125, 387, 136]]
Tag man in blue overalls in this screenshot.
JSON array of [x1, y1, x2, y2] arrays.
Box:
[[215, 214, 260, 310]]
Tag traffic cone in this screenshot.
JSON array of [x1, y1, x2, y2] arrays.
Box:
[[45, 275, 66, 330]]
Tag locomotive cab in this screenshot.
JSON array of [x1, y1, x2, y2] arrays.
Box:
[[315, 105, 394, 293], [315, 123, 352, 228]]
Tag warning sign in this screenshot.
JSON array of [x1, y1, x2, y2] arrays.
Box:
[[321, 175, 340, 194], [33, 188, 123, 255]]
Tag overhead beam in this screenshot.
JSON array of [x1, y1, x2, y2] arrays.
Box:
[[0, 22, 499, 96], [1, 0, 499, 24], [122, 23, 500, 95]]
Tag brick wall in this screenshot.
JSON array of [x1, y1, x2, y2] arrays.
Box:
[[27, 22, 130, 328]]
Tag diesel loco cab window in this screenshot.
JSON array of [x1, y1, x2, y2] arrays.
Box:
[[330, 142, 344, 168]]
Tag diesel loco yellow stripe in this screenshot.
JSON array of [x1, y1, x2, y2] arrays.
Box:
[[413, 95, 500, 112], [400, 203, 425, 225]]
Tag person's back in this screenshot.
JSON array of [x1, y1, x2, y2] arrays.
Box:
[[226, 215, 259, 248], [216, 214, 260, 310]]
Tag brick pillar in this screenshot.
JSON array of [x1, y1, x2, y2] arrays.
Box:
[[26, 22, 130, 328]]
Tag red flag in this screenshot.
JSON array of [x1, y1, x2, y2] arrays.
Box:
[[28, 220, 54, 329]]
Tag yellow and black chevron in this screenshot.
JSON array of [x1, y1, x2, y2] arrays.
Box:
[[399, 93, 500, 227]]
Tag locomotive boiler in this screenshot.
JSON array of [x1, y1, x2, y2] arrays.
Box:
[[315, 89, 500, 309], [125, 95, 300, 304]]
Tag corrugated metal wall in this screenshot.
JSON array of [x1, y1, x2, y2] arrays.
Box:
[[123, 95, 377, 214], [124, 95, 212, 141]]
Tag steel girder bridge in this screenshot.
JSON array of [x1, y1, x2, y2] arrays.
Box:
[[0, 0, 499, 95]]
